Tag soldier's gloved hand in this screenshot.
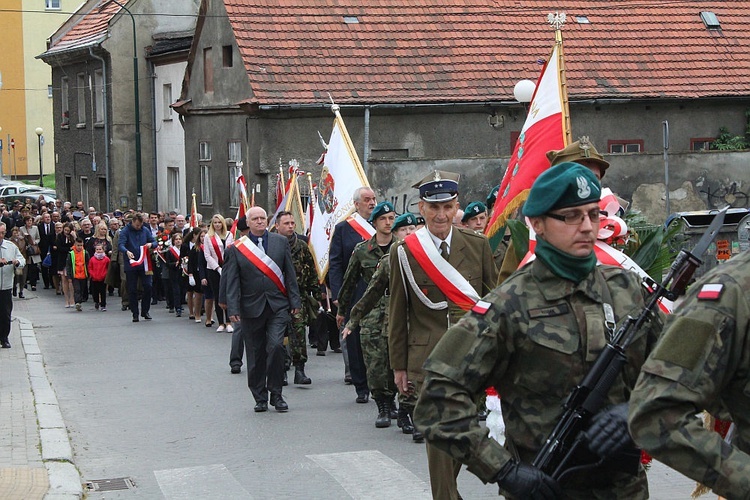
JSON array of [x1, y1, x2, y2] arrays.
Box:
[[585, 403, 632, 457], [495, 460, 561, 499]]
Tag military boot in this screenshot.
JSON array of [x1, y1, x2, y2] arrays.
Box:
[[397, 407, 414, 434], [294, 363, 312, 385], [408, 409, 424, 443], [390, 396, 398, 420], [375, 398, 391, 428]]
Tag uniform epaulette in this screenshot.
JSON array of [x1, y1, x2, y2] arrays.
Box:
[[455, 227, 487, 240]]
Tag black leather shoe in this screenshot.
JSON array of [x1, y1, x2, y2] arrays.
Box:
[[344, 375, 352, 385], [356, 392, 370, 404], [132, 316, 139, 323], [294, 365, 312, 385], [230, 366, 241, 374], [1, 341, 11, 348], [316, 351, 326, 356], [333, 348, 343, 353], [390, 397, 398, 420], [142, 313, 152, 320], [412, 429, 424, 443], [254, 401, 268, 413], [122, 305, 128, 311], [270, 395, 289, 412], [283, 371, 288, 386]]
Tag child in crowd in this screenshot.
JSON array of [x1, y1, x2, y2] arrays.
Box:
[[164, 232, 185, 317], [88, 243, 110, 311], [65, 237, 89, 312]]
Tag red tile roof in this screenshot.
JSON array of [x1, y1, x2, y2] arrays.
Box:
[[224, 1, 750, 104], [45, 0, 130, 56]]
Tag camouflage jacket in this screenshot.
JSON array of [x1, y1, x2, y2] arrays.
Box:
[[414, 258, 662, 484], [337, 235, 390, 315], [289, 235, 322, 302], [629, 250, 750, 499], [345, 253, 390, 334]]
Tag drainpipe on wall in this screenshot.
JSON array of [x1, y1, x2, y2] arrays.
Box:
[[149, 60, 158, 210], [88, 47, 110, 212], [363, 106, 370, 174]]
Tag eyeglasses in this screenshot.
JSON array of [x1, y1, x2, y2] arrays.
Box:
[[546, 209, 606, 225]]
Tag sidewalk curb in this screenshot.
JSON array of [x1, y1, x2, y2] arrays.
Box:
[[17, 316, 83, 500]]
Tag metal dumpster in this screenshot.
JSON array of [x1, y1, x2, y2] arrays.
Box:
[[666, 207, 749, 279]]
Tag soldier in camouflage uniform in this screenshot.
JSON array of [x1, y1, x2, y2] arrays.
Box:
[[414, 163, 662, 499], [629, 249, 750, 499], [337, 201, 396, 415], [276, 211, 322, 385], [343, 212, 418, 430]]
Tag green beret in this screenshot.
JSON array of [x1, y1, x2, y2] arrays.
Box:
[[392, 212, 417, 232], [523, 162, 601, 217], [462, 201, 487, 222], [486, 185, 500, 210], [368, 201, 395, 223]]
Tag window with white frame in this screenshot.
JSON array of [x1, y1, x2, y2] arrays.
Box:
[[199, 141, 211, 161], [76, 73, 86, 127], [93, 69, 104, 124], [61, 77, 70, 127], [200, 165, 212, 205], [45, 0, 61, 10], [167, 167, 180, 211], [608, 140, 643, 154], [162, 84, 172, 121]]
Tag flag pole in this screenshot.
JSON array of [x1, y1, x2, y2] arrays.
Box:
[[555, 28, 573, 144]]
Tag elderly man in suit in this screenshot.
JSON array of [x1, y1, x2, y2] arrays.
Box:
[[225, 206, 301, 413], [388, 170, 497, 500]]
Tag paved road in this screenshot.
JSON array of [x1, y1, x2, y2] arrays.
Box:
[[14, 288, 699, 499]]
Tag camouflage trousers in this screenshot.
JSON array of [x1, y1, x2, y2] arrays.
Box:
[[288, 309, 308, 365], [360, 327, 396, 400]]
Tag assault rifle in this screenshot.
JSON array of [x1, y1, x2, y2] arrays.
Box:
[[532, 205, 728, 480]]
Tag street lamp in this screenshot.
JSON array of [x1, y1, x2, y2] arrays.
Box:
[[513, 79, 536, 107], [106, 0, 142, 210], [35, 127, 44, 187]]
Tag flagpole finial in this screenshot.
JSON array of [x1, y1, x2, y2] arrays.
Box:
[[328, 93, 339, 113], [318, 131, 328, 151], [547, 11, 566, 30]]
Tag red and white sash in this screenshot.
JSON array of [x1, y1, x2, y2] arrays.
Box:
[[129, 245, 153, 273], [210, 235, 225, 266], [169, 246, 180, 261], [347, 213, 376, 240], [234, 236, 287, 296], [402, 228, 480, 310]]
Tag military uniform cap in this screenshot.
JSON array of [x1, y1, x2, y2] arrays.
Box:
[[416, 215, 426, 226], [368, 201, 395, 223], [546, 136, 610, 177], [413, 170, 460, 202], [392, 212, 417, 232], [461, 201, 487, 223], [486, 185, 500, 210], [523, 162, 601, 217]]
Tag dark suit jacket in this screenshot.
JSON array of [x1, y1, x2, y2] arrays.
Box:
[[38, 222, 55, 256], [224, 232, 301, 319], [328, 219, 368, 301]]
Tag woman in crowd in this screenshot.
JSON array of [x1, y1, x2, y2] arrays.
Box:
[[50, 222, 64, 294], [163, 232, 185, 317], [9, 227, 30, 298], [195, 228, 212, 326], [203, 214, 233, 332], [55, 222, 76, 308], [86, 222, 112, 257], [19, 215, 41, 291], [183, 227, 202, 320]]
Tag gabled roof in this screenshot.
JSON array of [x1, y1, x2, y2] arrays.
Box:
[[42, 0, 129, 58], [222, 0, 750, 105]]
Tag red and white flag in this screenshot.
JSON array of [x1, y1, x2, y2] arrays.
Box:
[[230, 174, 249, 235], [189, 191, 198, 228], [486, 37, 570, 243]]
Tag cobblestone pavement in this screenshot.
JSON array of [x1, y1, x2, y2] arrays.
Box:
[[1, 287, 707, 499]]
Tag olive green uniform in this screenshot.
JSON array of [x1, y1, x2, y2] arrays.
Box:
[[345, 254, 396, 401], [389, 227, 497, 500], [629, 249, 750, 499], [288, 235, 322, 365], [414, 259, 662, 499]]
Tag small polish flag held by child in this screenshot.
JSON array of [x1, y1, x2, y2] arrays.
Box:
[[485, 387, 505, 445], [697, 283, 724, 301]]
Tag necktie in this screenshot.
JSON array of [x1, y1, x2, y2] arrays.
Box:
[[440, 241, 449, 260], [257, 237, 265, 254]]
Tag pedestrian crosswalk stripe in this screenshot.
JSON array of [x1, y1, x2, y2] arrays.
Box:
[[307, 450, 431, 499], [154, 464, 253, 499]]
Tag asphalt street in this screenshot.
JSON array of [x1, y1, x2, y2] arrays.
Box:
[[15, 287, 699, 499]]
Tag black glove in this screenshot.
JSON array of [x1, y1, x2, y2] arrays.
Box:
[[584, 403, 633, 458], [495, 460, 562, 499]]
